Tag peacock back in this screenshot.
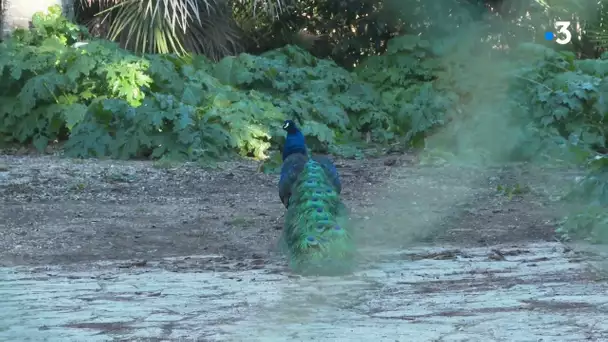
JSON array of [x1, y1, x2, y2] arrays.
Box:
[[280, 155, 355, 275]]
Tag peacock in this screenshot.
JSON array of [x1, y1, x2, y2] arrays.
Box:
[[278, 120, 355, 275]]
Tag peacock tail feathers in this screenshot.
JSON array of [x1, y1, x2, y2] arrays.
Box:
[[281, 158, 355, 276]]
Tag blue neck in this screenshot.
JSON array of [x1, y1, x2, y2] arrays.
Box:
[[282, 130, 307, 161]]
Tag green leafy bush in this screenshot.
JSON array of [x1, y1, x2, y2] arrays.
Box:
[[356, 35, 453, 146], [211, 44, 392, 150], [507, 43, 608, 160], [505, 44, 608, 243], [0, 6, 403, 161], [2, 7, 506, 161], [0, 7, 287, 161], [11, 5, 90, 46]]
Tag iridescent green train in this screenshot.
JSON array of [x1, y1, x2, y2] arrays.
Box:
[[280, 156, 355, 275]]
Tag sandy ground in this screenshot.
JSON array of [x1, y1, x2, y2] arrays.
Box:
[[1, 153, 608, 341]]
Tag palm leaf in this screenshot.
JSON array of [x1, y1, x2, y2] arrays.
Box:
[[101, 0, 206, 54], [76, 0, 293, 58], [77, 0, 237, 58]]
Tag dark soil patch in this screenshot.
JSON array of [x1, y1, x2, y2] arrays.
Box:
[[430, 163, 570, 247], [0, 155, 391, 267], [433, 192, 558, 246], [0, 153, 568, 269]]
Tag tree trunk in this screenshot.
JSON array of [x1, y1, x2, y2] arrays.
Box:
[[1, 0, 72, 38]]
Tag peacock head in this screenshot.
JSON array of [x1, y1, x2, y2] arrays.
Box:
[[282, 120, 299, 134]]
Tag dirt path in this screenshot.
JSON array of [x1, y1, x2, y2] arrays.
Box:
[[1, 154, 608, 341]]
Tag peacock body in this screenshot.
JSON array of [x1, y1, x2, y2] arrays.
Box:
[[278, 120, 355, 275]]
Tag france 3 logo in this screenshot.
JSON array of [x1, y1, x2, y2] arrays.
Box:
[[544, 21, 572, 45]]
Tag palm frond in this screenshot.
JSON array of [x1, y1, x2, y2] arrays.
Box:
[[76, 0, 294, 58]]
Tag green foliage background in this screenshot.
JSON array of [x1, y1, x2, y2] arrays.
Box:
[[3, 6, 608, 243]]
